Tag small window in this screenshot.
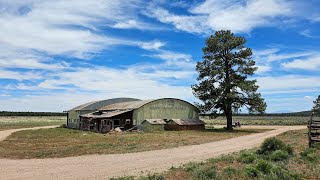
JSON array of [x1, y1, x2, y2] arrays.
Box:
[[114, 120, 120, 126], [125, 119, 131, 124], [107, 120, 110, 125]]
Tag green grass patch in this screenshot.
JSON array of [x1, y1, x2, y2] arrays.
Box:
[[202, 115, 319, 126]]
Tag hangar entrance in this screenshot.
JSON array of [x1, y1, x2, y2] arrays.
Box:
[[80, 110, 134, 133]]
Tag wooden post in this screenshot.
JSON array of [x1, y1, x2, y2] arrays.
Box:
[[309, 112, 314, 147]]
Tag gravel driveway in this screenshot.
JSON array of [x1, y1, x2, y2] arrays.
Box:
[[0, 125, 306, 180]]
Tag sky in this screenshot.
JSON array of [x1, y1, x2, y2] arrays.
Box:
[[0, 0, 319, 113]]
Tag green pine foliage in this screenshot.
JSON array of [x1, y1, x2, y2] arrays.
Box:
[[192, 30, 266, 130], [312, 95, 320, 113]]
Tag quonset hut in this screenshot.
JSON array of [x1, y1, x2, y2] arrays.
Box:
[[67, 98, 140, 129], [76, 98, 203, 133]]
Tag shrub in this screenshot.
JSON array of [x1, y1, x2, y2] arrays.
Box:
[[311, 143, 320, 150], [245, 165, 259, 178], [301, 148, 319, 163], [258, 137, 293, 155], [270, 150, 290, 161], [283, 144, 294, 155], [239, 150, 258, 163], [268, 165, 300, 180], [191, 166, 220, 180], [184, 162, 204, 172], [209, 154, 235, 163], [184, 162, 220, 179], [223, 167, 238, 177], [255, 159, 273, 174]]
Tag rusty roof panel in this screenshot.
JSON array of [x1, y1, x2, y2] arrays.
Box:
[[169, 119, 205, 125], [69, 98, 141, 111], [80, 109, 133, 118], [99, 100, 155, 111]]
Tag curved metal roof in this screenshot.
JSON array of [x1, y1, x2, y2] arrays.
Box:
[[69, 98, 141, 111], [99, 98, 199, 111]]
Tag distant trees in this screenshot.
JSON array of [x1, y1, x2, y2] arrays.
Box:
[[192, 30, 266, 130], [0, 111, 66, 116], [312, 95, 320, 113]]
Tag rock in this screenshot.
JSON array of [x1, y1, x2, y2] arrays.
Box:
[[114, 127, 122, 132]]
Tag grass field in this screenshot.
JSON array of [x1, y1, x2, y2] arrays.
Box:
[[0, 127, 269, 159], [113, 129, 320, 180], [0, 115, 314, 131], [201, 115, 318, 126], [0, 116, 65, 131]]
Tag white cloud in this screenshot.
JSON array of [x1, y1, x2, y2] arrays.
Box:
[[112, 20, 164, 31], [0, 69, 41, 80], [0, 58, 68, 70], [151, 50, 193, 62], [0, 65, 194, 111], [144, 6, 210, 34], [257, 75, 320, 90], [256, 65, 272, 74], [0, 0, 164, 59], [138, 40, 166, 50], [282, 55, 320, 70], [147, 0, 295, 34], [300, 29, 320, 39]]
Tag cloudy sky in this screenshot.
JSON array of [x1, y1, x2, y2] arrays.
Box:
[[0, 0, 319, 112]]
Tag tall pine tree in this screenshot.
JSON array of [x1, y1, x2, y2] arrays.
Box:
[[192, 30, 266, 130]]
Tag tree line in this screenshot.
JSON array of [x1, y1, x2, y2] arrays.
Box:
[[0, 111, 66, 116]]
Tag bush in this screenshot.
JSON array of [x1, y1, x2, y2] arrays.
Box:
[[239, 150, 258, 163], [268, 165, 300, 180], [223, 167, 238, 177], [187, 165, 220, 180], [255, 159, 273, 174], [209, 154, 235, 163], [245, 165, 259, 178], [270, 150, 290, 161], [301, 148, 319, 163], [258, 137, 293, 155], [193, 166, 220, 180], [184, 162, 204, 172]]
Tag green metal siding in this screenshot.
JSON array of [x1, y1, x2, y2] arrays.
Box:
[[133, 99, 199, 125], [140, 122, 165, 132], [68, 110, 92, 129]]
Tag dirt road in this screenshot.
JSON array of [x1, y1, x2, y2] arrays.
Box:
[[0, 125, 59, 141], [0, 126, 305, 180]]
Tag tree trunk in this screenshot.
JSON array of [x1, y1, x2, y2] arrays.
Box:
[[226, 103, 233, 130]]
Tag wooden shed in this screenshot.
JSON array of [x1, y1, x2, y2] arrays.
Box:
[[140, 119, 166, 132], [165, 119, 205, 131]]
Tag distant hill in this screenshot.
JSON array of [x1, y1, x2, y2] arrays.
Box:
[[0, 111, 66, 116]]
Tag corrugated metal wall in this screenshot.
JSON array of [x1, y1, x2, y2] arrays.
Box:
[[133, 99, 199, 125]]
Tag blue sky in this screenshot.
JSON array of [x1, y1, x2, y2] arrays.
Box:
[[0, 0, 319, 112]]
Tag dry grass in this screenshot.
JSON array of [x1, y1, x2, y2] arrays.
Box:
[[202, 116, 317, 126], [0, 116, 65, 131], [0, 127, 269, 159], [121, 129, 318, 180]]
